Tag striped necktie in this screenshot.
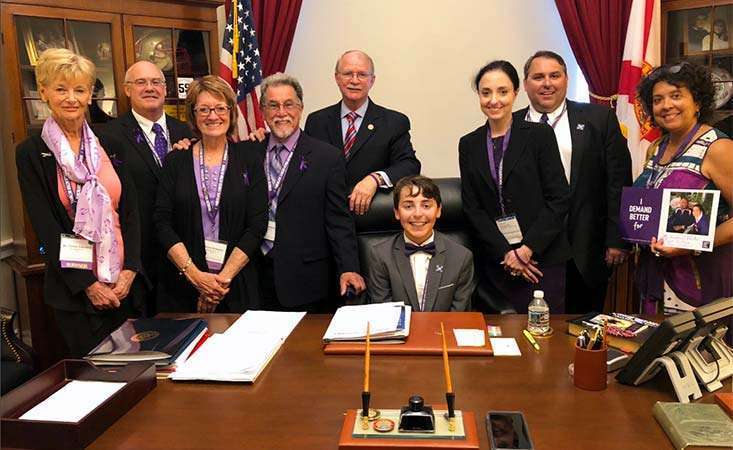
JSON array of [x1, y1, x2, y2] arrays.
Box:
[[343, 111, 359, 157], [540, 113, 549, 124], [261, 145, 287, 255]]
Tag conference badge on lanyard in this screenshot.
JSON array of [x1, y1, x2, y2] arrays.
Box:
[[495, 215, 523, 245], [59, 233, 94, 270], [486, 123, 523, 245], [204, 239, 228, 271]]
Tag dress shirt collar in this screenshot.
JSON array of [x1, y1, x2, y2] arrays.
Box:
[[527, 99, 567, 123], [267, 128, 301, 153], [404, 232, 435, 248], [131, 108, 167, 135], [340, 98, 369, 119]]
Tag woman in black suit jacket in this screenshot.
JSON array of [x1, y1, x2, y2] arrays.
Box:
[[16, 49, 143, 357], [459, 60, 571, 313], [154, 76, 267, 313]]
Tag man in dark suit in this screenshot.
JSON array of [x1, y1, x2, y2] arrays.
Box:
[[304, 50, 421, 215], [255, 73, 365, 311], [366, 176, 474, 311], [518, 51, 632, 313], [99, 60, 192, 314]]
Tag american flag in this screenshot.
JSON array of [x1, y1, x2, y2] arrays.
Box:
[[220, 0, 264, 139]]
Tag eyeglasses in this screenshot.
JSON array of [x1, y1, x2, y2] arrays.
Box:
[[337, 71, 373, 81], [194, 105, 231, 116], [646, 61, 690, 82], [126, 78, 166, 88], [264, 101, 301, 112]]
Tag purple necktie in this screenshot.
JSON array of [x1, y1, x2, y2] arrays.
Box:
[[151, 123, 168, 165], [540, 113, 549, 125]]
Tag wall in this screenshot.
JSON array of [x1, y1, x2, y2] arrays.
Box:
[[284, 0, 587, 177]]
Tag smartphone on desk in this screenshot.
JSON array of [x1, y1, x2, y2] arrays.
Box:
[[486, 411, 534, 450]]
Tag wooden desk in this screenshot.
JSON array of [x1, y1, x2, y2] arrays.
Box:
[[86, 314, 727, 450]]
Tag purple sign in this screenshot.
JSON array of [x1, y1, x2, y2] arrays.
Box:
[[619, 187, 663, 244]]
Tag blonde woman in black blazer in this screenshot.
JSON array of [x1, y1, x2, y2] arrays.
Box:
[[459, 60, 571, 313]]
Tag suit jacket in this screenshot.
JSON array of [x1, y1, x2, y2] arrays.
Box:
[[304, 99, 421, 187], [97, 111, 193, 288], [15, 133, 142, 314], [365, 232, 474, 312], [459, 112, 571, 266], [518, 101, 631, 284], [153, 142, 268, 312], [254, 133, 360, 307]]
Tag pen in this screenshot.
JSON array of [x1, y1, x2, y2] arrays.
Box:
[[522, 329, 540, 351]]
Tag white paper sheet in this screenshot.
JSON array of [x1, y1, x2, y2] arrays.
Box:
[[323, 302, 407, 340], [453, 329, 486, 347], [489, 338, 522, 356], [20, 380, 126, 422], [224, 310, 305, 339]]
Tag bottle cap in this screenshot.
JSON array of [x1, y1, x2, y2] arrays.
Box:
[[533, 290, 544, 298]]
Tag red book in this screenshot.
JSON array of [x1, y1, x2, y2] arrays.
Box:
[[714, 393, 733, 418]]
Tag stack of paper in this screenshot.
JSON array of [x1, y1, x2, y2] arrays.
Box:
[[323, 302, 411, 342], [169, 311, 305, 383]]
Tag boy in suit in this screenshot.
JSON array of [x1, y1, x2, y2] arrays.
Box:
[[366, 176, 475, 311]]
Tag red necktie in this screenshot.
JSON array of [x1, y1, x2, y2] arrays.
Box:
[[343, 111, 359, 157]]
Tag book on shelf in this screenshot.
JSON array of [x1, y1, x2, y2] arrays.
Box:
[[653, 401, 733, 450], [86, 318, 207, 366], [566, 312, 658, 353], [322, 302, 411, 343]]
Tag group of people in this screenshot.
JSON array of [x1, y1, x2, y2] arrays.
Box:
[[666, 196, 710, 235], [16, 47, 733, 357]]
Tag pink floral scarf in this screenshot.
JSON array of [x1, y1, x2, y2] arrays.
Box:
[[42, 117, 121, 283]]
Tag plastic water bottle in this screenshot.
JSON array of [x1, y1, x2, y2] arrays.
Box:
[[527, 290, 550, 335]]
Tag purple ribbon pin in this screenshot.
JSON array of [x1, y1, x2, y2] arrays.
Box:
[[134, 128, 144, 144], [242, 168, 250, 186], [299, 155, 309, 172]]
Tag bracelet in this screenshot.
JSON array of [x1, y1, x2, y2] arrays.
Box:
[[179, 257, 193, 276], [513, 249, 529, 266], [369, 172, 381, 187]]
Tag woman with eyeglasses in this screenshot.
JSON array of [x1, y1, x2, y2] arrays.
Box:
[[154, 75, 268, 313], [459, 60, 571, 313], [16, 48, 143, 356], [634, 62, 733, 315]]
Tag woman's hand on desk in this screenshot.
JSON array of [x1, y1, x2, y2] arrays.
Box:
[[85, 281, 121, 310]]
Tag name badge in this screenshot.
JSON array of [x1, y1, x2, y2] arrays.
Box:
[[496, 215, 523, 245], [59, 234, 94, 270], [204, 239, 228, 271], [264, 220, 276, 242]]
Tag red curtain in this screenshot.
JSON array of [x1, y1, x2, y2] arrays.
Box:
[[555, 0, 633, 107], [251, 0, 303, 77]]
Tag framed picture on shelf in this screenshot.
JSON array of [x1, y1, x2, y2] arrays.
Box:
[[25, 91, 51, 126], [684, 8, 714, 55], [21, 27, 66, 65]]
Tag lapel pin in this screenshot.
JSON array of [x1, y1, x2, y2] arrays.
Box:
[[41, 152, 52, 157], [436, 265, 444, 273], [367, 123, 374, 130], [576, 124, 585, 131]]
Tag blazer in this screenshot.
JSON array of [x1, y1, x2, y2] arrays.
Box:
[[304, 99, 421, 188], [15, 133, 142, 314], [97, 111, 193, 287], [153, 141, 268, 312], [459, 111, 571, 267], [253, 133, 360, 307], [365, 232, 475, 312], [518, 101, 631, 284]]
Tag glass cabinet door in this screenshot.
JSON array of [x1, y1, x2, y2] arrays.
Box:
[[132, 25, 210, 122], [14, 15, 121, 135]]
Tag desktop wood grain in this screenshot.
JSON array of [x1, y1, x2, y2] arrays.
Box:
[[86, 314, 726, 450]]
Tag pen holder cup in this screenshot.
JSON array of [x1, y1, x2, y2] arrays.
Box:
[[573, 344, 607, 391]]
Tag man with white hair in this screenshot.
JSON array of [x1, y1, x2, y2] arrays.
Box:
[[100, 60, 193, 315]]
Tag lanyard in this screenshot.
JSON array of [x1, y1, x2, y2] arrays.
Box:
[[60, 130, 90, 212], [646, 123, 701, 188], [486, 121, 512, 215], [525, 102, 567, 129], [199, 141, 229, 222], [266, 145, 295, 202]]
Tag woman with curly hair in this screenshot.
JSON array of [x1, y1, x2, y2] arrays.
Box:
[[634, 62, 732, 314]]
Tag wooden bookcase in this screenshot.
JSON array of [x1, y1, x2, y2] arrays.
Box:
[[0, 0, 221, 368]]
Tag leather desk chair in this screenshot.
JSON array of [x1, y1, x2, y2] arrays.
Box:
[[354, 177, 515, 313], [1, 308, 36, 395]]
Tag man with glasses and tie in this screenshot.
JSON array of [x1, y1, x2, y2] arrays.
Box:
[[252, 72, 365, 311], [100, 60, 193, 315], [305, 50, 421, 216], [517, 51, 632, 314]]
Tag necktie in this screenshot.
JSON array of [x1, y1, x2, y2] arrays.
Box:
[[343, 111, 359, 157], [404, 242, 436, 257], [151, 123, 168, 165], [539, 113, 549, 125], [262, 145, 288, 255]]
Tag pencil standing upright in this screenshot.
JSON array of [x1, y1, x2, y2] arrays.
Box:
[[440, 322, 456, 431], [361, 322, 371, 429]]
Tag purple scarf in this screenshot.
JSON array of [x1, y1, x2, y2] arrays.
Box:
[[42, 117, 121, 283]]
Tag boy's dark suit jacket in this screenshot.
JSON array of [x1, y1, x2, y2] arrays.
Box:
[[304, 99, 421, 187]]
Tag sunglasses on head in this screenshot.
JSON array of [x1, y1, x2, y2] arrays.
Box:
[[646, 61, 690, 82]]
